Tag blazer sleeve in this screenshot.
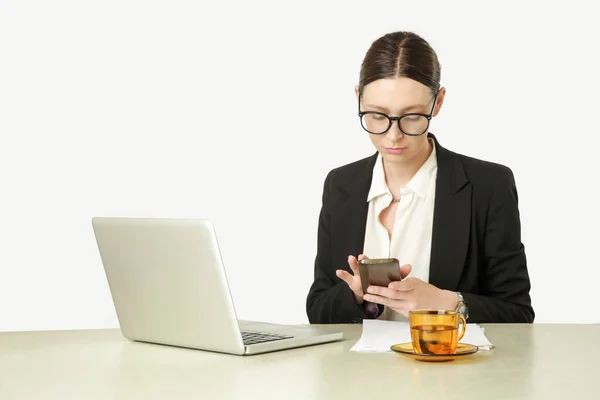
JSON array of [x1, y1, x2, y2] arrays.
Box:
[[305, 170, 381, 324], [462, 168, 535, 323]]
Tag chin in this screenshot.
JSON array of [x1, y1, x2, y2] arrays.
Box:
[[381, 151, 412, 163]]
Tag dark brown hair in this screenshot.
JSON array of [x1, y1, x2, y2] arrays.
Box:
[[358, 31, 441, 96]]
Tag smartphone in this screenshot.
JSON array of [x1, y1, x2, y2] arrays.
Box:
[[358, 258, 402, 295]]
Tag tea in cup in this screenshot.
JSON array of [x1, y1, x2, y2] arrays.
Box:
[[409, 309, 467, 355]]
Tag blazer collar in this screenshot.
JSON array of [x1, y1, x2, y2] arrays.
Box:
[[334, 133, 468, 198]]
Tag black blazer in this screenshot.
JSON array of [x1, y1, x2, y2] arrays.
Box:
[[306, 134, 534, 324]]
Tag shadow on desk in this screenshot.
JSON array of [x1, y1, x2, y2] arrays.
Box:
[[112, 336, 350, 398], [313, 326, 538, 399]]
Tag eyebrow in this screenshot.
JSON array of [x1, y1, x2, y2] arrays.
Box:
[[364, 103, 427, 113]]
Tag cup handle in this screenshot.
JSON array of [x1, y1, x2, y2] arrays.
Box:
[[457, 315, 467, 342]]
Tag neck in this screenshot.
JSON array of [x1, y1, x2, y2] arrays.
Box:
[[383, 139, 433, 189]]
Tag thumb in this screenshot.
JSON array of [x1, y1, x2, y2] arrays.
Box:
[[347, 255, 359, 275], [336, 269, 354, 287], [400, 263, 412, 279]]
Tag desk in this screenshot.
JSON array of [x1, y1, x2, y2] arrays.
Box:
[[0, 324, 597, 399]]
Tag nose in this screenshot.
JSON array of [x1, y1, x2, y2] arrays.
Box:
[[385, 120, 404, 142]]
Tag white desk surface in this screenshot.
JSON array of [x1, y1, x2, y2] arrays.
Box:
[[1, 323, 598, 399]]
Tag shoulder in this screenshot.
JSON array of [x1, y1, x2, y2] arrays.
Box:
[[454, 151, 517, 192], [448, 150, 521, 212], [458, 153, 516, 179], [322, 153, 378, 189]]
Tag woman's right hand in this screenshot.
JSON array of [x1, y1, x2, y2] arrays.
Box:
[[336, 254, 369, 304]]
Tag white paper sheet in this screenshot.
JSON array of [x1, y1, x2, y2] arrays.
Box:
[[350, 319, 494, 352]]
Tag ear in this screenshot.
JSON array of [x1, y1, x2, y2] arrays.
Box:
[[432, 87, 446, 117], [354, 85, 360, 98]]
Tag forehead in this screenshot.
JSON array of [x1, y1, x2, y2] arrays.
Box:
[[361, 77, 431, 111]]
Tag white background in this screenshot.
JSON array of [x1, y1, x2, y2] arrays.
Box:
[[1, 0, 599, 332]]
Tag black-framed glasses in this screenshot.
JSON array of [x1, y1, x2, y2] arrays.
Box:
[[358, 92, 438, 136]]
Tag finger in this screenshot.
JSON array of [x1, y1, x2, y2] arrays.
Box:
[[336, 269, 354, 287], [358, 254, 369, 261], [366, 285, 407, 300], [400, 263, 412, 279], [347, 255, 359, 275], [363, 293, 405, 309]]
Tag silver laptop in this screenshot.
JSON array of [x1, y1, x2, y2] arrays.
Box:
[[91, 217, 343, 355]]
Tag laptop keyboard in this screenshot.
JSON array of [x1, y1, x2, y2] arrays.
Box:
[[241, 330, 294, 346]]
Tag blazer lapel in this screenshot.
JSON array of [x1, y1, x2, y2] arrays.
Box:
[[428, 134, 471, 291], [331, 154, 377, 260]]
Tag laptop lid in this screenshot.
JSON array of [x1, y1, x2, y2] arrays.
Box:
[[92, 217, 246, 355]]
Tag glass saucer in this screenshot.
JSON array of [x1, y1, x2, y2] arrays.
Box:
[[390, 342, 479, 362]]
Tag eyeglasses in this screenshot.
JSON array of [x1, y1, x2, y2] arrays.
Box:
[[358, 93, 438, 136]]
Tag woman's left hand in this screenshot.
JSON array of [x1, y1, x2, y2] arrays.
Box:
[[362, 277, 459, 317]]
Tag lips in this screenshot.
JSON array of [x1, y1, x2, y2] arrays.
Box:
[[385, 147, 407, 154]]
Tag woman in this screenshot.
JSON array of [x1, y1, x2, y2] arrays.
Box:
[[306, 31, 534, 324]]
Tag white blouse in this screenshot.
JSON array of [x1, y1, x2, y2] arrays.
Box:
[[362, 139, 438, 321]]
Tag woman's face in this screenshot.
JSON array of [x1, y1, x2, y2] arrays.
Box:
[[356, 77, 445, 167]]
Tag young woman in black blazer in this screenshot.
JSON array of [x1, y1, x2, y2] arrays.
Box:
[[306, 31, 534, 324]]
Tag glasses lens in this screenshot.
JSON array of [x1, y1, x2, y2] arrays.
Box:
[[400, 115, 429, 135], [361, 113, 389, 134]]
